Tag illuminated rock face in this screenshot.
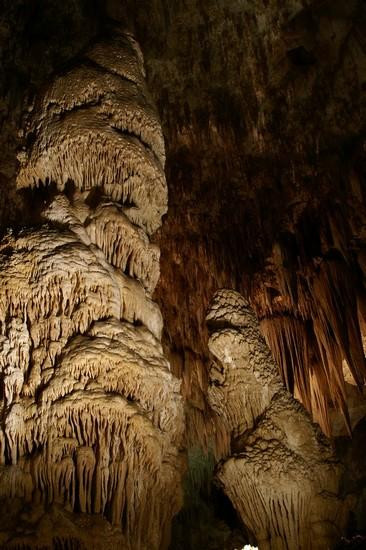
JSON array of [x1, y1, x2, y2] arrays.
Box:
[[0, 31, 184, 550], [207, 289, 350, 550]]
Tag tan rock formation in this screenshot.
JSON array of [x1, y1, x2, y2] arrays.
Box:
[[207, 289, 351, 550], [0, 30, 184, 550], [1, 3, 366, 547]]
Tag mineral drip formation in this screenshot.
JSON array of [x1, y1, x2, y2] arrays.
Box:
[[0, 30, 184, 550], [207, 289, 351, 550]]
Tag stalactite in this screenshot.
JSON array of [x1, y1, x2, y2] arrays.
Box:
[[85, 203, 160, 295], [253, 229, 366, 436]]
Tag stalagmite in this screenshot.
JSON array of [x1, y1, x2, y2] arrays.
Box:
[[207, 289, 351, 550], [0, 29, 184, 550]]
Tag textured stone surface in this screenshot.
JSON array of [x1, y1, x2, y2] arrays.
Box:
[[1, 0, 366, 444], [207, 289, 351, 550], [0, 1, 366, 547], [0, 29, 184, 550]]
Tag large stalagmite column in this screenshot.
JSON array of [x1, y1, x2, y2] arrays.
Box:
[[207, 289, 351, 550], [0, 30, 184, 550]]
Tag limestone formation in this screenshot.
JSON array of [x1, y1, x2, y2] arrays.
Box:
[[0, 30, 184, 550], [207, 289, 351, 550], [1, 2, 366, 548]]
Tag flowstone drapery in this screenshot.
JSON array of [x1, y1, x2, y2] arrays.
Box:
[[0, 30, 184, 550], [207, 289, 351, 550]]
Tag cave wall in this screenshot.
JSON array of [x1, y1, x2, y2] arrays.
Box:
[[130, 0, 366, 440]]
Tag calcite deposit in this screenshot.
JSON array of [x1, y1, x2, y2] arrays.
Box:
[[0, 30, 184, 550], [207, 289, 350, 550], [1, 2, 366, 548]]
